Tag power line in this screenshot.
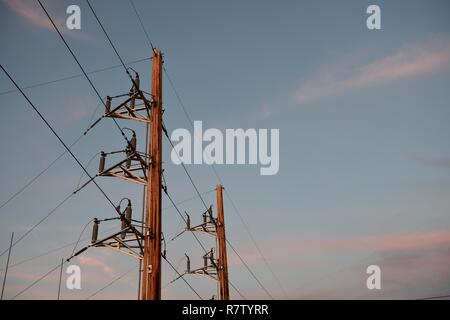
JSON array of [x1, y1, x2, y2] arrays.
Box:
[[162, 255, 203, 300], [10, 260, 64, 300], [124, 4, 250, 299], [0, 99, 102, 213], [1, 62, 142, 245], [118, 1, 276, 298], [86, 264, 137, 300], [221, 185, 289, 298], [0, 102, 107, 258], [85, 0, 136, 85], [163, 188, 208, 253], [128, 0, 156, 52], [163, 129, 274, 299], [163, 183, 246, 300], [163, 72, 282, 297], [1, 225, 118, 271], [163, 188, 215, 211], [0, 136, 81, 212], [0, 192, 74, 258], [0, 57, 151, 96], [36, 0, 137, 159]]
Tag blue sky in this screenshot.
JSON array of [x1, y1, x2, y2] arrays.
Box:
[[0, 0, 449, 299]]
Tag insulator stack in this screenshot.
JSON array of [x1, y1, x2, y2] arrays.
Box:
[[129, 89, 135, 110], [130, 133, 137, 150], [186, 254, 191, 273], [91, 219, 99, 244], [126, 147, 132, 169], [134, 73, 140, 91], [125, 200, 132, 223], [99, 152, 106, 173], [105, 96, 111, 113]]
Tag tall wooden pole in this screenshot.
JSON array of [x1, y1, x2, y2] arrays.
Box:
[[141, 49, 163, 300], [216, 185, 229, 300]]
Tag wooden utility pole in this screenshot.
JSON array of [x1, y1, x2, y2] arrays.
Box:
[[141, 49, 163, 300], [216, 185, 229, 300]]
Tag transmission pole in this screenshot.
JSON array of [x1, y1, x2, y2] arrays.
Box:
[[142, 49, 163, 300], [216, 185, 229, 300]]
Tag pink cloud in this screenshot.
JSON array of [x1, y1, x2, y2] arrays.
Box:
[[79, 255, 114, 275], [231, 229, 450, 268], [407, 152, 450, 168], [2, 0, 84, 38], [292, 38, 450, 105]]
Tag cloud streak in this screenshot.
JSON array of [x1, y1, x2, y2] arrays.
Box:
[[79, 255, 114, 276], [292, 38, 450, 105], [2, 0, 82, 38], [407, 152, 450, 169], [231, 229, 450, 268]]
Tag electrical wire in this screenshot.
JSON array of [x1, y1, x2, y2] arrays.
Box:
[[1, 225, 118, 271], [128, 0, 156, 52], [36, 0, 140, 165], [1, 62, 142, 252], [10, 260, 64, 300], [162, 255, 203, 300], [125, 2, 251, 300], [164, 129, 273, 299], [86, 264, 137, 300], [162, 183, 246, 300], [0, 57, 151, 96], [0, 100, 101, 214], [0, 192, 74, 258]]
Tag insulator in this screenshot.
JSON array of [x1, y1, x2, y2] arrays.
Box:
[[91, 219, 99, 243], [186, 254, 190, 273], [210, 249, 215, 263], [134, 74, 140, 91], [120, 215, 127, 239], [129, 89, 135, 110], [99, 152, 106, 173], [203, 212, 207, 224], [130, 133, 137, 150], [186, 214, 191, 229], [126, 147, 132, 169], [125, 200, 132, 223], [208, 206, 213, 220], [105, 96, 111, 113], [203, 255, 208, 267]]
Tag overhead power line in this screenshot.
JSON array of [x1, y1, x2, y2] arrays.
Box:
[[162, 184, 246, 300], [0, 192, 73, 258], [36, 0, 138, 160], [163, 129, 273, 299], [86, 264, 137, 300], [1, 61, 142, 249], [10, 260, 64, 300], [0, 57, 151, 96], [128, 0, 156, 52], [0, 99, 102, 213], [124, 2, 275, 299]]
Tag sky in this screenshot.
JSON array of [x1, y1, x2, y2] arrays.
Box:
[[0, 0, 449, 300]]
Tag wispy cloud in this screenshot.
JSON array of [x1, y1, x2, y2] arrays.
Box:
[[79, 255, 115, 276], [407, 152, 450, 168], [2, 0, 83, 38], [292, 38, 450, 105], [231, 229, 450, 268]]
